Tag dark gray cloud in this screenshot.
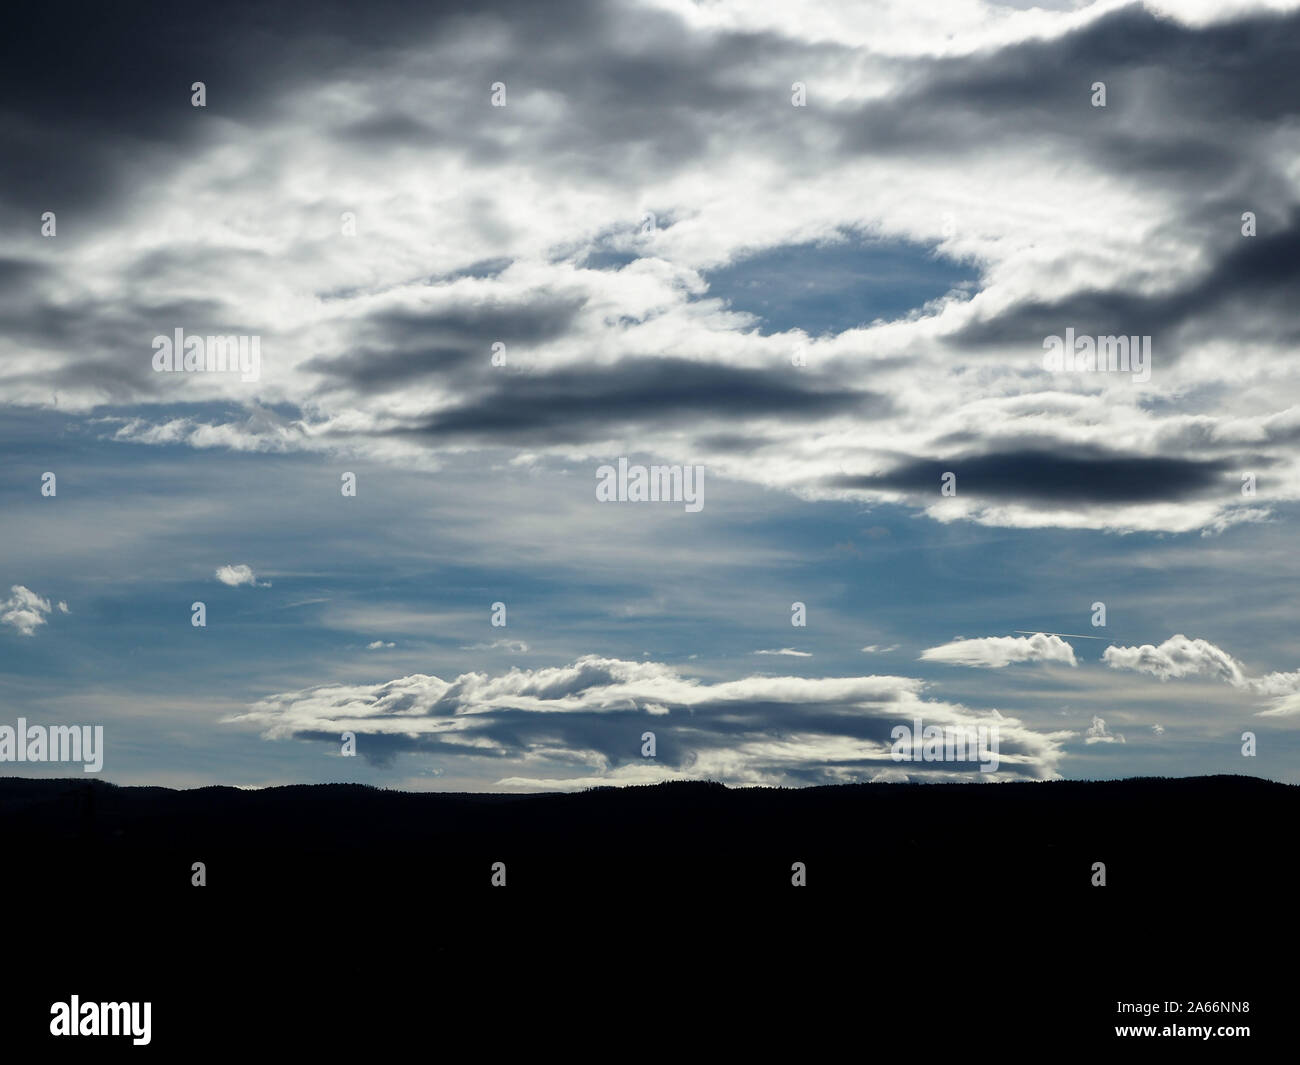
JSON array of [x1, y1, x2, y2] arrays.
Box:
[[0, 293, 260, 400], [829, 447, 1240, 504], [954, 211, 1300, 350], [305, 294, 587, 393], [0, 0, 595, 221], [7, 1, 1296, 236], [389, 357, 887, 443], [0, 0, 851, 233], [0, 258, 50, 289], [838, 5, 1300, 166]]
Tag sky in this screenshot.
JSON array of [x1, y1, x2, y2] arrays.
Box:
[[2, 0, 1299, 790]]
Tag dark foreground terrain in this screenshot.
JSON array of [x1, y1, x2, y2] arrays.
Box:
[[3, 773, 1295, 894], [3, 774, 1292, 1054]]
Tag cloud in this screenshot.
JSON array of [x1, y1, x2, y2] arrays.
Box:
[[1103, 634, 1300, 716], [303, 294, 587, 395], [215, 564, 270, 588], [1257, 693, 1300, 718], [461, 639, 531, 653], [1085, 715, 1124, 745], [829, 449, 1238, 506], [0, 585, 58, 636], [366, 641, 396, 650], [1244, 669, 1300, 696], [4, 1, 1299, 537], [1247, 664, 1300, 716], [6, 0, 1300, 792], [391, 358, 882, 445], [228, 655, 1070, 785], [1102, 634, 1247, 684], [920, 633, 1077, 669], [754, 648, 812, 657]]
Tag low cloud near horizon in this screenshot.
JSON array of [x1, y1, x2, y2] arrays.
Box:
[[229, 655, 1072, 787]]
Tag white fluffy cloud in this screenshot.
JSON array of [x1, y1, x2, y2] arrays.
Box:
[[1102, 635, 1247, 683], [1085, 715, 1125, 744], [0, 585, 60, 637], [215, 564, 269, 588], [920, 633, 1078, 668], [1103, 634, 1300, 716]]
